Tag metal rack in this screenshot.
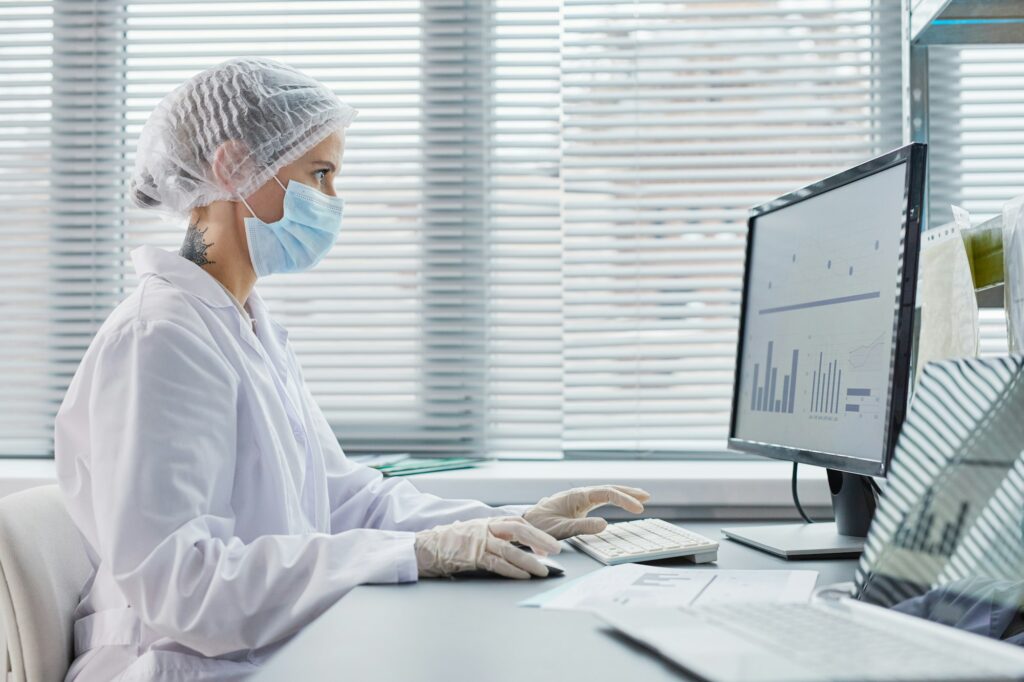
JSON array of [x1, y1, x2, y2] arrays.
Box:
[[906, 0, 1024, 307]]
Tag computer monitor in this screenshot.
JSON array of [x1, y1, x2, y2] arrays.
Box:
[[724, 143, 927, 559]]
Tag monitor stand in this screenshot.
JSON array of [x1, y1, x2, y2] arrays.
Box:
[[722, 470, 877, 560]]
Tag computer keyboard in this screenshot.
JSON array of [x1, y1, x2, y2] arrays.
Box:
[[683, 601, 1007, 680], [567, 518, 718, 565], [598, 599, 1024, 682]]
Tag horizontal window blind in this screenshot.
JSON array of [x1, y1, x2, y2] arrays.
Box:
[[483, 0, 563, 456], [1, 1, 54, 456], [116, 0, 561, 456], [560, 0, 902, 453], [926, 46, 1024, 358], [2, 1, 916, 459], [1, 0, 565, 457]]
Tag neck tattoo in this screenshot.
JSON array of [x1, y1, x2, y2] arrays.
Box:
[[180, 220, 216, 267]]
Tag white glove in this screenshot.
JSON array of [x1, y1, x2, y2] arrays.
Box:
[[523, 485, 651, 540], [414, 516, 561, 579]]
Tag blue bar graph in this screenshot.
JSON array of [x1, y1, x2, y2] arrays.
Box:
[[810, 352, 842, 415], [750, 365, 760, 410], [751, 341, 798, 414], [788, 349, 798, 412], [845, 386, 876, 415]]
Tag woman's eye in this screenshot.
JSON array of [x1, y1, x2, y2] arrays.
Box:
[[314, 169, 330, 182]]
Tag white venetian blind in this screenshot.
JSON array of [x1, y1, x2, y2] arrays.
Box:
[[926, 45, 1024, 358], [1, 1, 54, 457], [560, 0, 902, 453], [483, 1, 563, 456], [118, 0, 562, 456], [1, 0, 910, 459], [1, 0, 564, 457]]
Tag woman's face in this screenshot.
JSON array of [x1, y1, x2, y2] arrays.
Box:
[[240, 130, 344, 223]]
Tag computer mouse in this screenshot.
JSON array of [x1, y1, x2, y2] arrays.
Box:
[[536, 554, 566, 577], [512, 541, 565, 577], [453, 549, 565, 579]]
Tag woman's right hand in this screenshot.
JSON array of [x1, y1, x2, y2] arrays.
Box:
[[414, 516, 561, 579]]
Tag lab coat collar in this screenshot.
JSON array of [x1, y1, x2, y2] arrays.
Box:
[[246, 288, 290, 347], [131, 244, 237, 310], [130, 244, 289, 347]]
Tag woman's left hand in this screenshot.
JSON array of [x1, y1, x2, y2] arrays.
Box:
[[522, 485, 652, 540]]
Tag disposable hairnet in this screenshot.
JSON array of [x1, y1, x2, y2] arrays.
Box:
[[130, 56, 357, 215]]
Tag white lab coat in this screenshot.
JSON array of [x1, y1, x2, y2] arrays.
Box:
[[54, 244, 526, 682]]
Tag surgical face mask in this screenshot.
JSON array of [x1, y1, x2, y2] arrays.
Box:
[[238, 175, 344, 277]]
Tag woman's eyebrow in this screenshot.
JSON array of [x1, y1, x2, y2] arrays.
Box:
[[309, 160, 337, 171]]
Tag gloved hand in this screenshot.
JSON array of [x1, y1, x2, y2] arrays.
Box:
[[523, 485, 652, 540], [414, 516, 561, 579]]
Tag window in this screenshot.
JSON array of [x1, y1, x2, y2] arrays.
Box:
[[560, 0, 902, 454], [1, 0, 905, 459], [925, 45, 1024, 357]]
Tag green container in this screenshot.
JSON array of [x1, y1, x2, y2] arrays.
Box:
[[961, 218, 1004, 290]]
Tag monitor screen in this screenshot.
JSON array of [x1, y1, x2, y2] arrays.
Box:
[[729, 146, 923, 476]]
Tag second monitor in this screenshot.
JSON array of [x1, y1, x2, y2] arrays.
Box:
[[725, 143, 927, 558]]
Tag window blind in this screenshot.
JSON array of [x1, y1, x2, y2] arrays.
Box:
[[120, 0, 563, 456], [1, 0, 54, 457], [2, 0, 909, 459], [1, 0, 564, 457], [926, 45, 1024, 358], [560, 0, 903, 453]]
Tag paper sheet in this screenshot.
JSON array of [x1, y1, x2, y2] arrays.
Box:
[[1003, 195, 1024, 353], [916, 222, 979, 381], [519, 563, 817, 611]]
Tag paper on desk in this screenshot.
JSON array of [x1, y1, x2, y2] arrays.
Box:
[[519, 563, 817, 611], [916, 221, 978, 382], [348, 454, 410, 468], [1003, 195, 1024, 352]]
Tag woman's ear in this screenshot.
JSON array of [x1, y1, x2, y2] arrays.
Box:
[[210, 139, 254, 194]]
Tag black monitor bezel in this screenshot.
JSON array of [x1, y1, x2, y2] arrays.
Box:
[[727, 143, 927, 478]]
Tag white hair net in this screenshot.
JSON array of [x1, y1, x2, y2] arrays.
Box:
[[130, 56, 357, 215]]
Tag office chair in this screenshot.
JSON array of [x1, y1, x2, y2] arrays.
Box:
[[0, 485, 92, 682]]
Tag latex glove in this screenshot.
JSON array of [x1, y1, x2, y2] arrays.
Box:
[[414, 516, 561, 579], [523, 485, 651, 540]]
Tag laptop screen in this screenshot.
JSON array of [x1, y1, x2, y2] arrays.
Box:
[[855, 356, 1024, 646]]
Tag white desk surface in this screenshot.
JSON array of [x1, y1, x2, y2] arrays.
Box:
[[252, 521, 859, 681]]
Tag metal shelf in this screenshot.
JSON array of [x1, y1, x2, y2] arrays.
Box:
[[977, 283, 1003, 309], [907, 0, 1024, 228], [912, 0, 1024, 45]]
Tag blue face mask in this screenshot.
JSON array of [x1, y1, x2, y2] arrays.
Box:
[[240, 175, 344, 278]]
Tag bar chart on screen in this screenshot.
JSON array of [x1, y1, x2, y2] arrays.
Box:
[[749, 340, 799, 414], [844, 386, 881, 418], [893, 489, 970, 558], [809, 351, 843, 416]]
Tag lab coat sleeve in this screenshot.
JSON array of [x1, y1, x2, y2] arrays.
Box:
[[323, 452, 530, 534], [295, 370, 528, 533], [86, 319, 418, 658]]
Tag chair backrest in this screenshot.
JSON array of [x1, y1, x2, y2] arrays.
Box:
[[0, 485, 92, 682]]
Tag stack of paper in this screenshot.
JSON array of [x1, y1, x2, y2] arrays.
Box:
[[520, 563, 818, 611], [348, 453, 482, 477]]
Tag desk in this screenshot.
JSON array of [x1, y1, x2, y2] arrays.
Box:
[[253, 522, 859, 681]]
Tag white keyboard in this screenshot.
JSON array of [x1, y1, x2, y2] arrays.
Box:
[[567, 518, 719, 565], [598, 599, 1024, 682]]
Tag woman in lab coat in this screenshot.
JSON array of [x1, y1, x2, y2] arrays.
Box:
[[54, 57, 651, 681]]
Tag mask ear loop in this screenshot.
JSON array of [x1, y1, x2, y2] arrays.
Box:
[[237, 193, 259, 221], [237, 175, 288, 222]]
